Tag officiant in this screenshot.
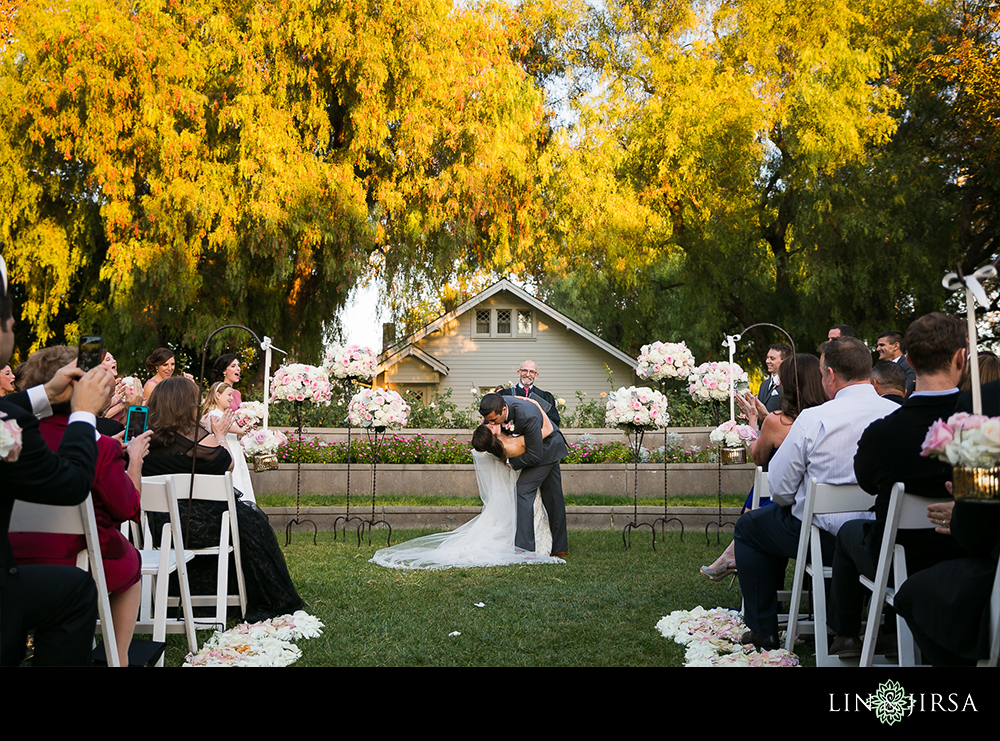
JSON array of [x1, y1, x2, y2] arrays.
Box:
[[499, 360, 561, 426]]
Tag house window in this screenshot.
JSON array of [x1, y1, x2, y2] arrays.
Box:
[[496, 309, 511, 335], [476, 310, 491, 335], [473, 308, 535, 338], [518, 310, 532, 336]]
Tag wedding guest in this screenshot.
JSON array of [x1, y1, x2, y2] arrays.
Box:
[[10, 345, 151, 665], [959, 352, 1000, 392], [870, 361, 906, 403], [827, 313, 969, 658], [701, 355, 825, 581], [0, 254, 112, 666], [143, 347, 176, 400], [734, 337, 897, 651], [875, 330, 916, 395], [145, 377, 302, 621], [0, 364, 13, 396], [828, 324, 854, 340], [213, 353, 243, 409]]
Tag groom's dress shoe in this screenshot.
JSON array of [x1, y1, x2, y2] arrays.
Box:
[[551, 551, 567, 557], [740, 630, 779, 651]]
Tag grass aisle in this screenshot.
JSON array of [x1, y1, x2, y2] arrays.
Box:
[[163, 529, 761, 667]]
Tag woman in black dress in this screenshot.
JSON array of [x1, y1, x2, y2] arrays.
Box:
[[144, 377, 302, 622]]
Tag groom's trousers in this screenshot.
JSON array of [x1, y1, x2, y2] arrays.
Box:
[[515, 462, 568, 554]]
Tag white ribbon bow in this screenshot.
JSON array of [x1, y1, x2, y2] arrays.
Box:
[[942, 264, 997, 309]]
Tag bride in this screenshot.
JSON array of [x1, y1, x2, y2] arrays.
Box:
[[370, 402, 566, 570]]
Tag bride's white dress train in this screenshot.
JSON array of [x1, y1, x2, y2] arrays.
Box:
[[369, 451, 566, 570]]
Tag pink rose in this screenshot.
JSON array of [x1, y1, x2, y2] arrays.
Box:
[[947, 412, 988, 431], [921, 419, 955, 456]]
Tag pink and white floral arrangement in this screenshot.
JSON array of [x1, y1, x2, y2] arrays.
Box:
[[636, 341, 696, 382], [920, 412, 1000, 468], [270, 364, 332, 405], [687, 361, 749, 403], [604, 386, 669, 430], [234, 400, 266, 430], [241, 428, 289, 457], [347, 388, 410, 430], [709, 420, 759, 448], [323, 344, 378, 381]]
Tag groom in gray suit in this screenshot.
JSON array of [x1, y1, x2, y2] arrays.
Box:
[[479, 393, 568, 556]]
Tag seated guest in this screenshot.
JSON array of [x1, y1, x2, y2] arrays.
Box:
[[959, 352, 1000, 392], [0, 255, 113, 665], [734, 337, 897, 650], [0, 364, 13, 396], [144, 377, 302, 622], [870, 361, 907, 403], [894, 500, 999, 665], [9, 346, 150, 665], [828, 324, 854, 340], [827, 313, 970, 657], [701, 355, 826, 581]]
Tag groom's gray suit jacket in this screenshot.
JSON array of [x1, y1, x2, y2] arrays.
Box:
[[502, 397, 568, 553]]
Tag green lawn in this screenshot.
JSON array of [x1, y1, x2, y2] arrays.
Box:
[[159, 527, 819, 667]]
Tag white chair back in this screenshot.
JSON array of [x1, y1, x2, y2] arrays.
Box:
[[10, 495, 119, 667]]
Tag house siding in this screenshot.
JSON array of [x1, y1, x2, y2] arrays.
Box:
[[378, 289, 636, 414]]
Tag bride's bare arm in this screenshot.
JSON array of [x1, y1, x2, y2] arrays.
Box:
[[523, 397, 553, 438]]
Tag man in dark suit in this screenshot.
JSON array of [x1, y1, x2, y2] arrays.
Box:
[[479, 392, 568, 556], [0, 255, 113, 665], [756, 343, 790, 414], [876, 330, 916, 396], [826, 313, 968, 657], [498, 359, 561, 427]]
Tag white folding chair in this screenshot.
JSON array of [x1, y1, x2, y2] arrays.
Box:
[[751, 466, 769, 510], [858, 484, 948, 666], [785, 478, 876, 665], [133, 477, 198, 665], [10, 495, 120, 667], [142, 472, 247, 630]]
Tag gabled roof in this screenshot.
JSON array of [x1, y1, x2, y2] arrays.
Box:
[[378, 278, 636, 371], [378, 343, 450, 376]]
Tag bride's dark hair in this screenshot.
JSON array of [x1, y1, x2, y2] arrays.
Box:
[[472, 425, 506, 460]]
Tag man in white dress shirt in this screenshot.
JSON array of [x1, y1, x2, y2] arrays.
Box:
[[734, 337, 899, 650]]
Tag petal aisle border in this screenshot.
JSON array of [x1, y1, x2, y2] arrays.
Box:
[[184, 611, 325, 667], [656, 606, 799, 667]]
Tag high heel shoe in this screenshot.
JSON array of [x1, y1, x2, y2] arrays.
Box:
[[700, 561, 737, 582]]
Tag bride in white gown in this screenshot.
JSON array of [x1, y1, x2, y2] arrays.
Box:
[[370, 449, 565, 569]]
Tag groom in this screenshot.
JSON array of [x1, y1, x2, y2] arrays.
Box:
[[479, 393, 568, 557]]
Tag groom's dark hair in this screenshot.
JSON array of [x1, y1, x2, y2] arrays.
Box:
[[479, 393, 504, 418]]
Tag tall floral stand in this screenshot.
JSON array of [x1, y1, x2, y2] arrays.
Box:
[[621, 424, 657, 551], [356, 426, 392, 547], [331, 378, 365, 540], [650, 382, 683, 542], [285, 400, 318, 546]]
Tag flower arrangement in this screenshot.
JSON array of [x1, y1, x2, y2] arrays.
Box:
[[242, 428, 289, 457], [0, 413, 22, 462], [184, 611, 324, 667], [270, 364, 332, 406], [687, 361, 749, 403], [234, 400, 266, 430], [323, 344, 378, 381], [655, 606, 799, 667], [709, 420, 759, 448], [347, 388, 411, 430], [636, 341, 696, 382], [920, 412, 1000, 468], [604, 386, 669, 430]]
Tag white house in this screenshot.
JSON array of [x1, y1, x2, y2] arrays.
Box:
[[376, 279, 637, 414]]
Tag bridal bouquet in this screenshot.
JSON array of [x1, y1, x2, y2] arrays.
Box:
[[234, 401, 266, 430], [709, 420, 758, 448], [323, 344, 378, 381], [242, 428, 289, 457], [270, 364, 332, 406], [920, 413, 1000, 468], [687, 362, 749, 403], [604, 386, 669, 430], [636, 341, 696, 382], [0, 413, 22, 462], [348, 388, 410, 430]]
